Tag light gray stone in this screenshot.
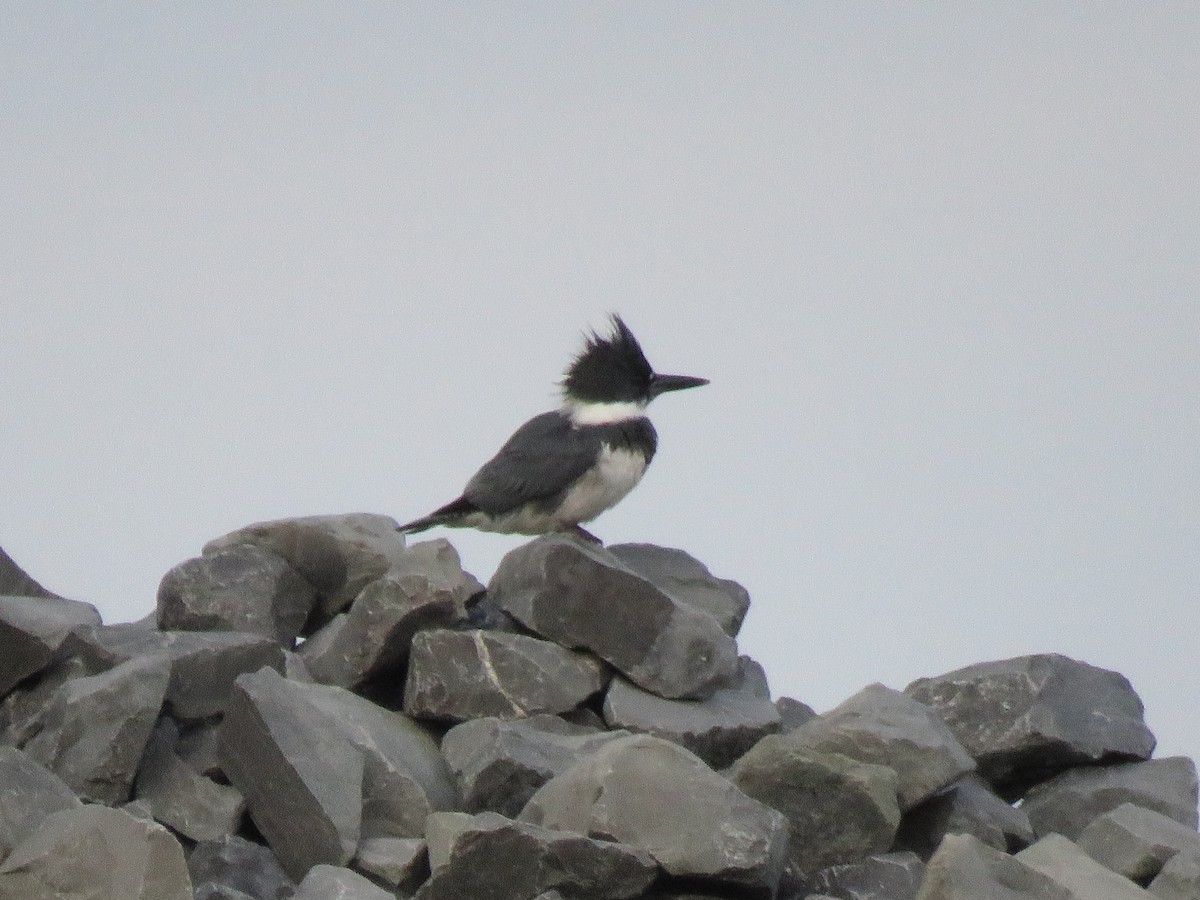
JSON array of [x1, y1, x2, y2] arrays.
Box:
[[416, 811, 658, 900], [1021, 757, 1198, 840], [193, 884, 258, 900], [0, 594, 101, 698], [0, 657, 94, 749], [186, 834, 295, 900], [157, 544, 316, 645], [1149, 851, 1200, 899], [441, 714, 630, 817], [916, 833, 1073, 900], [1017, 833, 1150, 900], [803, 851, 926, 900], [729, 736, 900, 875], [0, 746, 80, 862], [294, 864, 394, 900], [22, 654, 170, 804], [608, 542, 751, 636], [906, 654, 1156, 797], [1077, 802, 1200, 883], [404, 628, 609, 722], [425, 811, 476, 871], [0, 804, 191, 900], [490, 535, 738, 700], [522, 733, 788, 895], [895, 772, 1034, 859], [354, 836, 428, 893]]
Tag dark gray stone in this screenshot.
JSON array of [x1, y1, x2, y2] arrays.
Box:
[[0, 594, 101, 698], [729, 736, 900, 876], [133, 719, 245, 843], [441, 714, 630, 817], [202, 512, 418, 625], [175, 720, 223, 778], [416, 811, 658, 900], [1076, 802, 1200, 882], [918, 833, 1073, 900], [1021, 756, 1198, 840], [522, 733, 788, 896], [906, 654, 1157, 797], [490, 536, 738, 700], [1150, 851, 1200, 899], [353, 836, 428, 894], [0, 657, 94, 749], [0, 548, 61, 599], [193, 884, 259, 900], [780, 683, 975, 811], [601, 661, 780, 769], [0, 746, 81, 861], [895, 773, 1034, 859], [0, 804, 191, 900], [608, 542, 751, 636], [803, 851, 925, 900], [294, 864, 394, 900], [1017, 833, 1149, 900], [157, 545, 316, 646], [22, 654, 170, 804], [186, 834, 295, 900], [776, 696, 817, 732], [404, 628, 608, 722]]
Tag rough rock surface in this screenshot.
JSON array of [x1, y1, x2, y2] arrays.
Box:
[[489, 535, 738, 700], [916, 833, 1073, 900], [1017, 833, 1149, 900], [293, 864, 394, 900], [895, 773, 1035, 858], [187, 834, 295, 900], [1150, 851, 1200, 899], [0, 594, 101, 697], [354, 836, 428, 894], [802, 851, 926, 900], [0, 548, 62, 599], [0, 746, 81, 861], [1076, 802, 1200, 883], [906, 654, 1157, 796], [775, 695, 817, 732]]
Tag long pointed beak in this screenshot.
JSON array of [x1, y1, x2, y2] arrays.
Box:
[[650, 373, 710, 398]]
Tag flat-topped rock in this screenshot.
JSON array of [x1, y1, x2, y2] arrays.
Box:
[[917, 832, 1073, 900], [1017, 833, 1150, 900], [1076, 802, 1200, 883]]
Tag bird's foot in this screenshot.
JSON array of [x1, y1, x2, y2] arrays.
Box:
[[563, 524, 603, 545]]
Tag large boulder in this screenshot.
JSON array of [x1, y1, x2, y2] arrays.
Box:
[[1016, 833, 1149, 900], [916, 832, 1073, 900], [0, 548, 62, 599], [0, 594, 101, 698], [895, 773, 1034, 859], [0, 746, 81, 862], [802, 851, 926, 900], [1076, 802, 1200, 883], [186, 835, 295, 900]]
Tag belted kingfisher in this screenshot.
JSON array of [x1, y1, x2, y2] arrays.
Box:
[[397, 315, 708, 542]]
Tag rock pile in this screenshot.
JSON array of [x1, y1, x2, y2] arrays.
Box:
[[0, 514, 1197, 900]]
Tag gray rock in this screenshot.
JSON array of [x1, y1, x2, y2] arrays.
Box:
[[187, 834, 296, 900], [0, 804, 191, 900], [0, 657, 94, 749], [0, 594, 101, 698], [157, 544, 317, 646], [1076, 802, 1200, 883], [425, 811, 476, 871], [416, 811, 658, 900], [1021, 757, 1199, 840], [522, 733, 788, 895], [300, 542, 478, 688], [601, 662, 781, 769], [1150, 851, 1200, 899], [22, 654, 170, 804], [784, 683, 975, 811], [0, 548, 61, 599], [608, 542, 751, 636], [218, 668, 365, 880], [490, 536, 738, 700], [133, 719, 245, 843], [404, 628, 609, 722], [0, 746, 81, 862], [175, 720, 223, 777], [803, 851, 926, 900], [895, 772, 1034, 859], [906, 654, 1157, 796], [1017, 833, 1149, 900], [729, 736, 900, 875], [294, 864, 394, 900], [354, 836, 428, 894], [776, 696, 817, 732], [917, 832, 1073, 900], [203, 512, 416, 625], [193, 884, 259, 900], [441, 714, 630, 817]]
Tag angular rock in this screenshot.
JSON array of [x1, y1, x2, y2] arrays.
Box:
[[22, 654, 170, 804], [602, 661, 780, 769], [1076, 802, 1200, 883], [186, 834, 295, 900], [176, 720, 223, 777], [1017, 833, 1149, 900], [193, 885, 259, 900], [803, 851, 926, 900], [1150, 851, 1200, 899], [202, 512, 416, 624], [133, 719, 246, 843], [441, 714, 631, 817], [490, 536, 738, 700], [1021, 757, 1199, 840], [354, 836, 428, 894], [906, 654, 1157, 797], [157, 544, 316, 645], [425, 811, 476, 871], [916, 833, 1073, 900], [0, 594, 101, 698], [783, 683, 975, 810], [895, 773, 1034, 859], [729, 736, 900, 875], [608, 542, 751, 636], [417, 811, 658, 900], [0, 746, 81, 862], [0, 804, 191, 900], [294, 864, 394, 900], [522, 733, 788, 895], [404, 628, 609, 722], [0, 548, 61, 599], [0, 657, 93, 749], [775, 696, 817, 732]]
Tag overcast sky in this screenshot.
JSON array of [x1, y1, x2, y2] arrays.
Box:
[[4, 5, 1197, 768]]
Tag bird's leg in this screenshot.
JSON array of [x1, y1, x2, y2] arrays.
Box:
[[564, 524, 603, 544]]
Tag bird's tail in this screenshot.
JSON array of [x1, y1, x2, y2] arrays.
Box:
[[396, 496, 476, 534]]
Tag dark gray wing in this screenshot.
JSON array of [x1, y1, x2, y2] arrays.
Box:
[[462, 411, 601, 515]]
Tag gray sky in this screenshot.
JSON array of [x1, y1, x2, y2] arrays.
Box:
[[4, 6, 1198, 766]]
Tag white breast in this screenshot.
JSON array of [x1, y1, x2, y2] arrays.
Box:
[[554, 444, 648, 525]]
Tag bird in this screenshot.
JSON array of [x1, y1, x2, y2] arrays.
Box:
[[397, 315, 708, 543]]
